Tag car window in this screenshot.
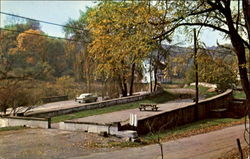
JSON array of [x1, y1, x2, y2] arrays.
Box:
[[79, 94, 85, 98]]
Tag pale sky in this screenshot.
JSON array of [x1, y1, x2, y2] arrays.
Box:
[[1, 1, 230, 47], [0, 1, 96, 37]]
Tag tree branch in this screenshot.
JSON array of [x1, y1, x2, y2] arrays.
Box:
[[154, 22, 230, 40], [149, 7, 215, 26]]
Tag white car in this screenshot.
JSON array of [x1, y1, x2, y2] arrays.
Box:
[[75, 93, 98, 103]]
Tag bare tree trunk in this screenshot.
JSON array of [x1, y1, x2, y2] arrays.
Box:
[[243, 0, 250, 44], [222, 2, 250, 105], [153, 66, 158, 92], [242, 0, 250, 100], [118, 75, 127, 97], [123, 77, 128, 97], [194, 29, 199, 120], [149, 56, 153, 93], [129, 63, 135, 96]]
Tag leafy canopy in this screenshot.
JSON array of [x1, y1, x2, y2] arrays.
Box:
[[87, 1, 165, 79]]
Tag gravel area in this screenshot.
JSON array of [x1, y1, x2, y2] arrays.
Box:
[[0, 128, 123, 159]]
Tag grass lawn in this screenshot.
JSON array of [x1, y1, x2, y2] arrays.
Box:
[[142, 117, 246, 144], [233, 91, 246, 99], [51, 91, 177, 123], [107, 117, 246, 148], [185, 85, 218, 98]]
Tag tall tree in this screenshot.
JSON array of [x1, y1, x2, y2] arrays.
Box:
[[87, 1, 164, 96], [64, 9, 95, 90], [152, 0, 250, 110]]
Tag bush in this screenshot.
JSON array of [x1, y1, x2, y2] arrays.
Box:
[[185, 53, 238, 91]]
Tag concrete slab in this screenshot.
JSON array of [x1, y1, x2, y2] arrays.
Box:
[[69, 99, 194, 125]]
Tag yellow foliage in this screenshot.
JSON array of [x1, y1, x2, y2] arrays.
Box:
[[15, 29, 48, 62], [87, 1, 165, 79]]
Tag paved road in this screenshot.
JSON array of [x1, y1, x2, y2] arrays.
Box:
[[11, 98, 104, 115], [11, 92, 150, 115], [70, 124, 249, 159], [4, 89, 195, 116], [71, 99, 194, 124]]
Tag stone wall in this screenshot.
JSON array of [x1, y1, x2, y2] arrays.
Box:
[[134, 89, 233, 135], [26, 90, 163, 118], [228, 99, 247, 117], [0, 116, 50, 129], [59, 121, 119, 135], [41, 95, 68, 103]]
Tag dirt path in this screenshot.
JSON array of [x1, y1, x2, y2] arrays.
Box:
[[70, 124, 248, 159], [0, 128, 122, 159]]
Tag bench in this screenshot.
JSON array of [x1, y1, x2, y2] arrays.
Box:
[[139, 103, 158, 111]]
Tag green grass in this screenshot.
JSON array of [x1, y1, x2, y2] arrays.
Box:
[[51, 91, 177, 123], [142, 118, 244, 143], [233, 91, 246, 99], [185, 85, 218, 98], [104, 117, 245, 148], [0, 126, 28, 132]]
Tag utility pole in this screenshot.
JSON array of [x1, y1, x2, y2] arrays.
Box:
[[194, 29, 199, 120]]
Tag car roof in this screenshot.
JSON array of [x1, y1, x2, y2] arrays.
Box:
[[80, 93, 92, 96]]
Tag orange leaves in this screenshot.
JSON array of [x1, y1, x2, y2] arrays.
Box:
[[16, 29, 47, 54], [26, 56, 35, 64]]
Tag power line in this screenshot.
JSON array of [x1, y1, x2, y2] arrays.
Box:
[[0, 11, 87, 32], [0, 27, 83, 43]]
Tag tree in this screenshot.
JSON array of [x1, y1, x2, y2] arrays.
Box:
[[152, 0, 250, 102], [186, 47, 238, 91], [46, 39, 69, 77], [0, 80, 41, 115], [0, 21, 52, 114], [87, 1, 164, 96], [14, 29, 48, 62], [64, 8, 96, 91]]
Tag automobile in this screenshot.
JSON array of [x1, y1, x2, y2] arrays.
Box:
[[75, 93, 98, 103]]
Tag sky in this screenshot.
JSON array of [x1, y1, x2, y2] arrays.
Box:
[[0, 1, 230, 47], [0, 1, 96, 37]]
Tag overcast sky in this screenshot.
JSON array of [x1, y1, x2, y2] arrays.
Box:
[[1, 1, 230, 47]]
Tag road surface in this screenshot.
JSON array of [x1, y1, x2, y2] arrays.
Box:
[[70, 99, 194, 124], [71, 124, 249, 159]]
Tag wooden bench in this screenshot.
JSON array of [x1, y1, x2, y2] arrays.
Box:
[[139, 103, 158, 111]]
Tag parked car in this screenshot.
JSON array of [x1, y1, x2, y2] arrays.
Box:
[[75, 93, 98, 103]]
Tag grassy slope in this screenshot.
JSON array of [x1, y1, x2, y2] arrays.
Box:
[[52, 91, 177, 123], [107, 117, 246, 148], [233, 91, 246, 99], [142, 118, 245, 143], [185, 85, 218, 98]]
